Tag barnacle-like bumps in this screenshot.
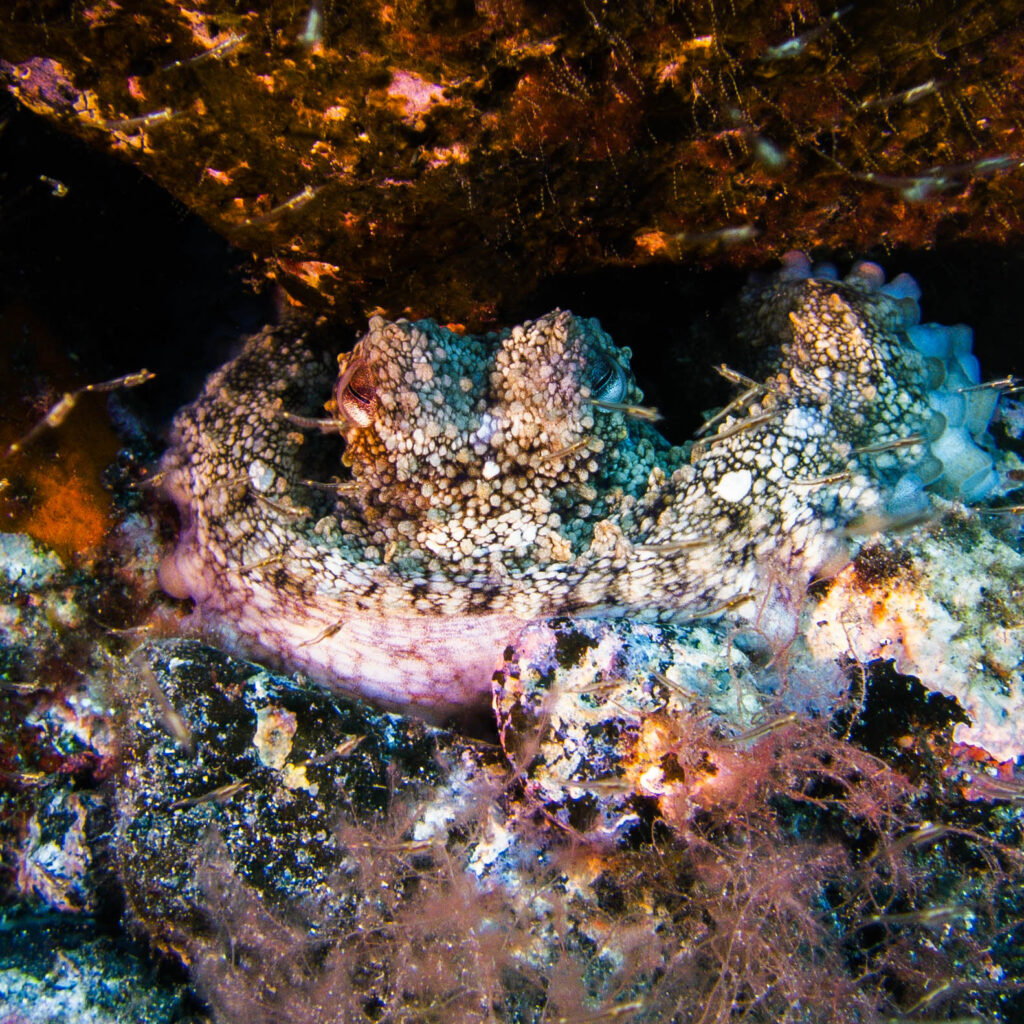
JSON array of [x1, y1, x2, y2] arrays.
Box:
[[159, 254, 1000, 720]]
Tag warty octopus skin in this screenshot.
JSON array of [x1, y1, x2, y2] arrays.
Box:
[[158, 255, 991, 721]]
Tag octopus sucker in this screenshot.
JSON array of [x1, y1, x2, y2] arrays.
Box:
[[159, 257, 1001, 719]]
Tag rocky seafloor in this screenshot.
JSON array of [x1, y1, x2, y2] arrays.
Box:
[[2, 439, 1024, 1023]]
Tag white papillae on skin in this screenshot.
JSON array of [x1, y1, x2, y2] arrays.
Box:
[[159, 264, 947, 719]]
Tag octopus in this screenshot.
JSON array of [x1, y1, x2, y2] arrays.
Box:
[[159, 254, 999, 721]]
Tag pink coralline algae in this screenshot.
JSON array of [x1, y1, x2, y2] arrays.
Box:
[[0, 57, 80, 110], [387, 69, 448, 124]]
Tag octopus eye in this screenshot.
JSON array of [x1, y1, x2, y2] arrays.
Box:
[[336, 361, 378, 427], [586, 352, 627, 402]]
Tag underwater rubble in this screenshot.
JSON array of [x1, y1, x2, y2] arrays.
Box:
[[0, 380, 1023, 1020]]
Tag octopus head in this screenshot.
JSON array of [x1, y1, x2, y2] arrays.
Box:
[[327, 311, 671, 563]]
